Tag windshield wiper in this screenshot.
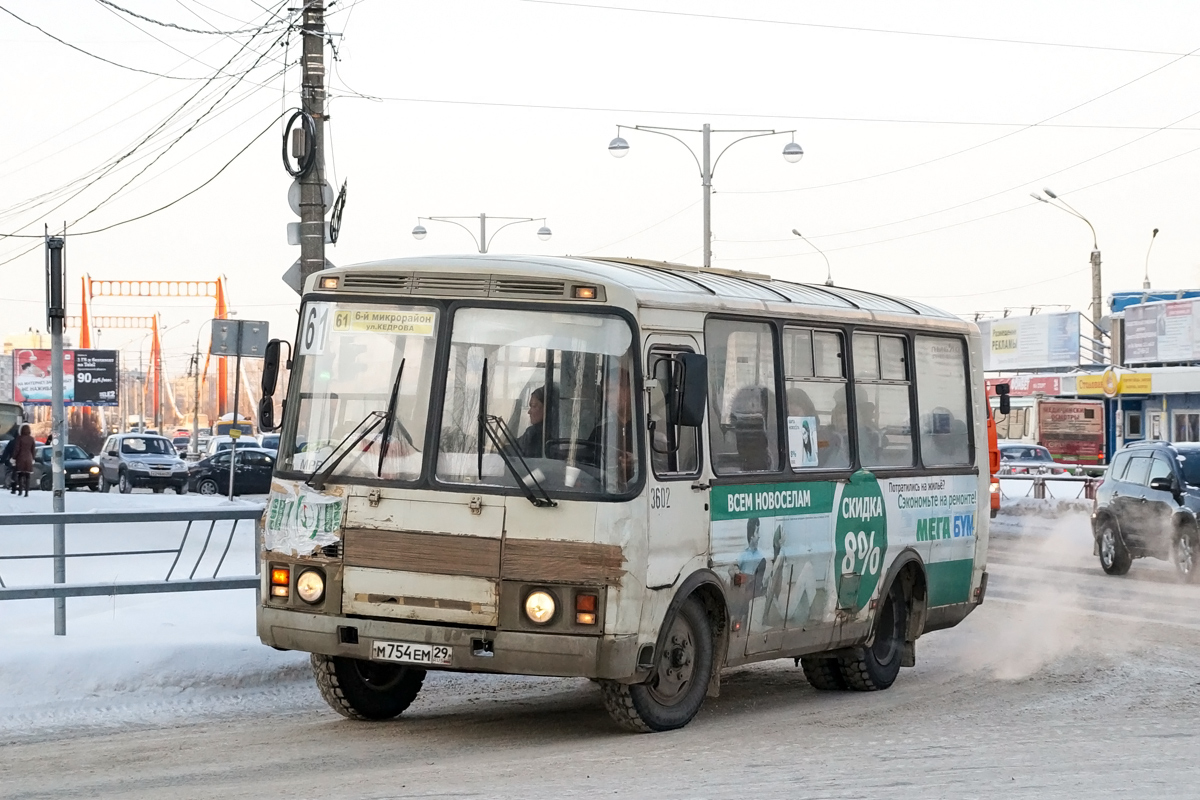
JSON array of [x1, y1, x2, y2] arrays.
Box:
[[475, 357, 555, 508], [376, 359, 409, 478], [306, 411, 385, 491]]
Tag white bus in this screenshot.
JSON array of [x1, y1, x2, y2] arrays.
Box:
[[257, 255, 989, 732]]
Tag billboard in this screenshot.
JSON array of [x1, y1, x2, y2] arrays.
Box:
[[12, 349, 119, 406], [0, 356, 11, 402], [978, 312, 1081, 371], [1125, 298, 1200, 364]]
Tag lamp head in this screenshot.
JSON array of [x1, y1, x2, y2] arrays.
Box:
[[782, 141, 804, 163], [1043, 187, 1058, 199], [1152, 228, 1159, 238], [608, 136, 630, 158], [537, 226, 552, 241], [412, 224, 427, 240], [791, 229, 802, 237]]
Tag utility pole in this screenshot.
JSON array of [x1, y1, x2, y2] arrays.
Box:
[[701, 123, 712, 269], [192, 348, 201, 458], [297, 2, 327, 289], [1090, 248, 1103, 343], [45, 234, 67, 636]]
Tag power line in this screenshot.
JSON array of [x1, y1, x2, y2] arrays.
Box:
[[515, 0, 1200, 59], [94, 0, 287, 36], [0, 3, 210, 80]]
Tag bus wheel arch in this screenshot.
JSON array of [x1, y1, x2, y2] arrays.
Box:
[[599, 571, 726, 733], [868, 550, 927, 670]]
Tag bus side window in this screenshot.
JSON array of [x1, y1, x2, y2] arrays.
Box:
[[852, 332, 914, 468], [705, 318, 780, 475], [914, 336, 971, 466], [782, 326, 850, 470], [647, 349, 700, 477]]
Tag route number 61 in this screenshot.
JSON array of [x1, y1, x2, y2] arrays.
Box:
[[841, 530, 881, 576], [299, 302, 334, 355]]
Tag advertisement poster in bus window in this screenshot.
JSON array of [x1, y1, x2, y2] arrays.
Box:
[[787, 416, 819, 468], [711, 482, 838, 640]]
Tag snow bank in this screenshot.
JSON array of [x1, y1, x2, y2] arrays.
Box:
[[0, 492, 309, 738]]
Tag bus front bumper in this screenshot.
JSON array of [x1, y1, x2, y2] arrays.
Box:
[[258, 606, 640, 680]]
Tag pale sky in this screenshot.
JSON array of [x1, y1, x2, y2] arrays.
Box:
[[3, 0, 1199, 381]]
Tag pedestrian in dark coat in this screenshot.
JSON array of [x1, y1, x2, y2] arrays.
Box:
[[13, 424, 37, 497], [0, 434, 16, 492]]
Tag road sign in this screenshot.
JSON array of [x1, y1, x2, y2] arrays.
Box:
[[282, 258, 335, 295], [210, 320, 270, 358]]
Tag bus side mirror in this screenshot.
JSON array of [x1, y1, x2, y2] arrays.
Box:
[[258, 396, 276, 432], [995, 382, 1011, 416], [261, 339, 286, 397], [676, 353, 708, 428]]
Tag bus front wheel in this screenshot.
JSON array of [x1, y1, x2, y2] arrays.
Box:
[[599, 596, 714, 733], [311, 654, 426, 721], [838, 582, 907, 692]]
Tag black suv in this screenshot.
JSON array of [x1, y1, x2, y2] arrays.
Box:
[[1092, 441, 1200, 581]]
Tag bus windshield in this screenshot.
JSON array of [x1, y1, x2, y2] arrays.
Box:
[[435, 307, 639, 497], [279, 302, 440, 482]]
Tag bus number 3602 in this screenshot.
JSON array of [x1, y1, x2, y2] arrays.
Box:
[[650, 487, 671, 509]]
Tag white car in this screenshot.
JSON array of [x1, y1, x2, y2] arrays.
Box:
[[205, 434, 260, 458]]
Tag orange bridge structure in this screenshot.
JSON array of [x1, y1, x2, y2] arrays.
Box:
[[72, 276, 230, 425]]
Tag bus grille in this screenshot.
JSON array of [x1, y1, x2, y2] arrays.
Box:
[[491, 278, 566, 297], [338, 272, 572, 300], [342, 274, 411, 292]]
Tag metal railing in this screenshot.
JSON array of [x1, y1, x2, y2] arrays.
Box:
[[999, 473, 1104, 501], [0, 505, 263, 634]]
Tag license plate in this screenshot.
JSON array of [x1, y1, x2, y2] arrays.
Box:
[[70, 474, 88, 480], [370, 640, 452, 666]]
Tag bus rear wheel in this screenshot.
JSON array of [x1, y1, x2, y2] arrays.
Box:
[[800, 656, 847, 690], [311, 654, 426, 721], [599, 596, 714, 733], [838, 582, 907, 692]]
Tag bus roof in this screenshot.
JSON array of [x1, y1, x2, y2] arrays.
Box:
[[316, 254, 962, 324]]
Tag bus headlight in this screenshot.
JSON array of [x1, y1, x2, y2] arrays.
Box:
[[296, 569, 326, 604], [990, 481, 1000, 494], [524, 590, 556, 625]]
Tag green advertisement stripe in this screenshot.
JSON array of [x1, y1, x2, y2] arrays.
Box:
[[927, 558, 974, 606], [711, 481, 836, 521]]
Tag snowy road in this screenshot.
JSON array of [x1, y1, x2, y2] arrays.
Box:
[[3, 510, 1200, 799]]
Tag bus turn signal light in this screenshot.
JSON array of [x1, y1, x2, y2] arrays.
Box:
[[576, 592, 597, 624], [271, 567, 290, 598], [319, 276, 339, 289], [573, 285, 597, 299]]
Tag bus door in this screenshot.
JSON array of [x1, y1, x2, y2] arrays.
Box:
[[643, 336, 708, 588]]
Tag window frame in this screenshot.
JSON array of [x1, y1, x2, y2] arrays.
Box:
[[703, 314, 786, 481], [848, 329, 917, 471], [646, 344, 703, 481], [426, 299, 647, 503], [780, 323, 852, 474]]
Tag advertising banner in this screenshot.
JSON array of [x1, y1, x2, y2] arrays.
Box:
[[11, 349, 118, 406], [979, 312, 1081, 371], [984, 376, 1062, 397], [1125, 298, 1200, 364], [0, 356, 12, 402]]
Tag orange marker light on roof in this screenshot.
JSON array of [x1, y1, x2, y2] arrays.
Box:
[[573, 285, 597, 300]]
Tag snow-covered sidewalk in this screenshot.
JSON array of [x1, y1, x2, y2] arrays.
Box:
[[0, 492, 310, 738]]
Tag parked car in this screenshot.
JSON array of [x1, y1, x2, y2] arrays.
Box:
[[172, 435, 192, 455], [31, 445, 101, 491], [97, 433, 190, 494], [188, 447, 276, 496], [1092, 441, 1200, 581], [998, 443, 1067, 475], [204, 434, 260, 458], [259, 433, 280, 453]]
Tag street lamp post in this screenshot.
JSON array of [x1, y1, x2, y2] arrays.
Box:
[[1030, 188, 1103, 342], [791, 229, 834, 286], [191, 319, 215, 457], [609, 124, 803, 268], [412, 214, 551, 253]]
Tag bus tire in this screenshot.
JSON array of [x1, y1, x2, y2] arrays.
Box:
[[800, 656, 847, 691], [598, 596, 714, 733], [311, 653, 426, 721], [1098, 521, 1132, 576], [838, 582, 907, 692]]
